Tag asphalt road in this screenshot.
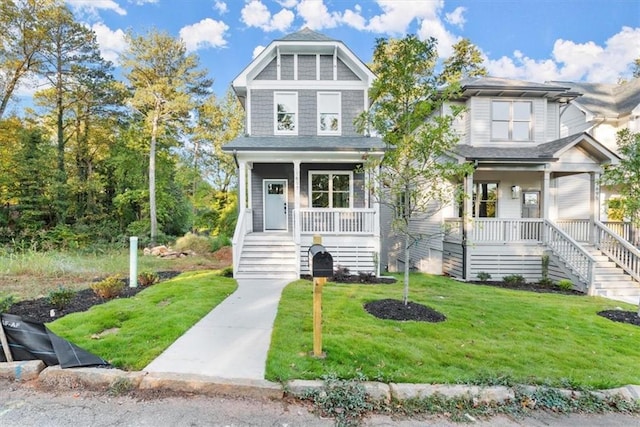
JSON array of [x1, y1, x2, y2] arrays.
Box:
[[1, 383, 639, 427]]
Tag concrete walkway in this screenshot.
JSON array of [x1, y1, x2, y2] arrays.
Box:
[[144, 278, 290, 380]]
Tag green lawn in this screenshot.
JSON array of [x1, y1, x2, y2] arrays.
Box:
[[266, 274, 640, 389], [48, 270, 236, 371]]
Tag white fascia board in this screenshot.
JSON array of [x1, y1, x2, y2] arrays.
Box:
[[234, 150, 384, 163], [553, 133, 620, 164], [248, 80, 369, 90]]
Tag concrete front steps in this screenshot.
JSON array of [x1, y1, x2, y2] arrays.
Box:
[[583, 245, 640, 300], [234, 233, 298, 280]]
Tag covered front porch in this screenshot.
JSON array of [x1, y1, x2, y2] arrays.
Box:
[[443, 132, 625, 290], [225, 138, 385, 279]]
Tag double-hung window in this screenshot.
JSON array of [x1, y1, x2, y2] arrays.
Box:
[[472, 182, 498, 218], [310, 171, 352, 208], [317, 92, 341, 135], [491, 101, 532, 141], [275, 92, 297, 134]]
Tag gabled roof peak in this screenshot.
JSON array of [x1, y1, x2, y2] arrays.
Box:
[[277, 27, 337, 42]]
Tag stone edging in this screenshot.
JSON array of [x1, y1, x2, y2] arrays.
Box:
[[2, 361, 639, 404]]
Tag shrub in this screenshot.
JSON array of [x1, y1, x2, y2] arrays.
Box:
[[301, 373, 372, 426], [557, 279, 574, 291], [332, 265, 350, 282], [358, 271, 376, 283], [0, 294, 16, 313], [476, 271, 491, 282], [138, 271, 159, 287], [538, 277, 554, 287], [503, 274, 526, 285], [91, 276, 125, 299], [220, 266, 234, 277], [47, 286, 76, 310]]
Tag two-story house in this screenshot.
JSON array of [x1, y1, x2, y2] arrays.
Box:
[[223, 28, 385, 280], [383, 76, 640, 301]]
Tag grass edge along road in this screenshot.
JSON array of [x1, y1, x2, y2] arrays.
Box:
[[267, 274, 640, 389]]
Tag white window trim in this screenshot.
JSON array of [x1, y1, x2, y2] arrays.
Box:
[[491, 100, 533, 142], [308, 170, 354, 209], [274, 91, 298, 135], [317, 92, 342, 136]]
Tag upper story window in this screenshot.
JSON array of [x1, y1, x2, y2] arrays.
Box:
[[275, 92, 297, 135], [492, 101, 532, 141], [310, 171, 352, 208], [318, 92, 341, 135]]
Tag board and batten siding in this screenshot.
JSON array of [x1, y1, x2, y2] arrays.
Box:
[[253, 56, 361, 82], [299, 235, 377, 275], [249, 89, 364, 136]]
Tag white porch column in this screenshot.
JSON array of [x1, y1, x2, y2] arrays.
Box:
[[589, 172, 600, 244], [293, 160, 301, 276], [463, 172, 474, 281], [238, 161, 247, 210], [542, 169, 550, 220], [247, 162, 253, 209], [373, 165, 381, 276]]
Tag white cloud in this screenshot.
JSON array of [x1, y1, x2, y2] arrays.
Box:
[[253, 45, 266, 59], [445, 7, 466, 28], [241, 0, 294, 32], [417, 19, 458, 58], [129, 0, 159, 4], [276, 0, 298, 7], [179, 18, 230, 51], [296, 0, 342, 30], [365, 0, 441, 34], [486, 26, 640, 83], [66, 0, 127, 16], [213, 1, 228, 14], [91, 23, 128, 64]]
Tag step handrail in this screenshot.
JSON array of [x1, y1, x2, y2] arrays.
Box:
[[594, 220, 640, 283], [543, 220, 596, 288], [232, 209, 253, 274]]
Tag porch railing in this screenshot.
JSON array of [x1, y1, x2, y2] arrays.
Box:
[[471, 218, 543, 242], [232, 208, 253, 273], [542, 220, 595, 287], [298, 209, 376, 234], [595, 220, 640, 283], [555, 219, 590, 242]]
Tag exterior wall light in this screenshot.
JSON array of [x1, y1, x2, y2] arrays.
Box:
[[511, 185, 521, 199]]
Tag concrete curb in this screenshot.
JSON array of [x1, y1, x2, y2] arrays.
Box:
[[1, 363, 639, 406]]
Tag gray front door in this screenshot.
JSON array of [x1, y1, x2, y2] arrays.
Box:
[[264, 179, 288, 231]]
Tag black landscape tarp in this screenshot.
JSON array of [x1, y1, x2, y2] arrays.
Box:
[[0, 313, 109, 368]]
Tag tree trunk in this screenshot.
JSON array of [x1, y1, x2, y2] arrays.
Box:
[[149, 105, 160, 245], [403, 231, 410, 305]]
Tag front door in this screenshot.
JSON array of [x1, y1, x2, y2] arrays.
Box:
[[264, 179, 288, 231]]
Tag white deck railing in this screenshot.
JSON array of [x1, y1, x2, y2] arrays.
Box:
[[298, 209, 376, 234], [232, 208, 253, 273], [555, 219, 590, 242], [595, 220, 640, 282], [543, 220, 595, 287]]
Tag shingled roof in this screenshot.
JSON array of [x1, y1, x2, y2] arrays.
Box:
[[549, 79, 640, 118], [223, 135, 385, 152], [277, 27, 337, 42]]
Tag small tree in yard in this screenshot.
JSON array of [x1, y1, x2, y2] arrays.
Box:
[[357, 35, 473, 305], [601, 129, 640, 316]]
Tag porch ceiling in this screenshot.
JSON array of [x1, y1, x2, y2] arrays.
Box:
[[223, 135, 385, 152]]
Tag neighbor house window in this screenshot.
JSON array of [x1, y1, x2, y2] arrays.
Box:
[[491, 101, 532, 141], [275, 92, 297, 134], [317, 92, 341, 135], [310, 171, 352, 208], [473, 182, 498, 217]]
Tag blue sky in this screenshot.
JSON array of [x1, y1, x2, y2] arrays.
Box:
[[18, 1, 640, 101]]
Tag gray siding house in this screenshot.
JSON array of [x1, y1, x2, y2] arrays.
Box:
[[223, 28, 384, 279]]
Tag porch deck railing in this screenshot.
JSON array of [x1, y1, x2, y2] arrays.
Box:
[[232, 208, 253, 273], [543, 220, 595, 287], [595, 220, 640, 283], [555, 219, 639, 247], [298, 209, 376, 235]]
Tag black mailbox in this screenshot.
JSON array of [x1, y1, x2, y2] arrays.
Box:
[[308, 244, 333, 278]]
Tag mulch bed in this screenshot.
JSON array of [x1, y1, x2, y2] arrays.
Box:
[[7, 271, 181, 324], [364, 298, 446, 322], [597, 309, 640, 326]]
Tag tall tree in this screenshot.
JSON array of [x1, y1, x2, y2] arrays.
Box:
[[0, 0, 60, 118], [35, 4, 109, 223], [120, 29, 212, 244], [358, 35, 472, 304], [439, 38, 487, 84]]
